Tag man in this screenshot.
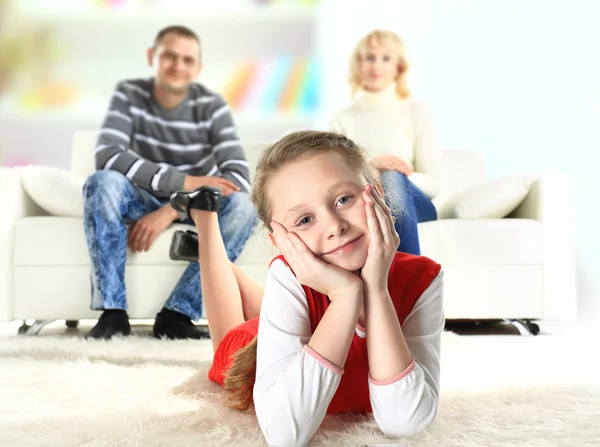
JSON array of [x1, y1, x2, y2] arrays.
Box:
[[84, 25, 257, 340]]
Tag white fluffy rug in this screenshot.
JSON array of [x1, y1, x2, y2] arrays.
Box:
[[1, 329, 599, 446]]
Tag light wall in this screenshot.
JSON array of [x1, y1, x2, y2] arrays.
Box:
[[0, 1, 321, 167], [1, 0, 597, 322], [320, 0, 600, 322]]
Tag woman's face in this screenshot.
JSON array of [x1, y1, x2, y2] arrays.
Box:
[[358, 40, 400, 93]]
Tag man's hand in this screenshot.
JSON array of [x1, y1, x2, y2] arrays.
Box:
[[128, 205, 178, 253], [370, 156, 413, 176], [183, 175, 240, 196]]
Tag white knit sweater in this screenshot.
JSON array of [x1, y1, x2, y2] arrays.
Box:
[[329, 85, 442, 198]]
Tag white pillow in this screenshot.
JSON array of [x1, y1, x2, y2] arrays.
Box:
[[19, 166, 85, 217], [438, 175, 536, 219]]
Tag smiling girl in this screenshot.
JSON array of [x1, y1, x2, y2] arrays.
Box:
[[170, 131, 444, 446]]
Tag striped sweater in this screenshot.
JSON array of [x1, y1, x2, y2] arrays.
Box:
[[95, 78, 250, 198]]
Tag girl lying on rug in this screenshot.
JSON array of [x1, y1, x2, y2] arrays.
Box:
[[169, 131, 444, 446]]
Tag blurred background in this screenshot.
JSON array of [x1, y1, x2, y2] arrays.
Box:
[[0, 0, 323, 165], [1, 0, 598, 322]]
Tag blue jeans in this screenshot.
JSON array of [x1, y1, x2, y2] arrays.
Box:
[[83, 170, 258, 321], [379, 170, 437, 256]]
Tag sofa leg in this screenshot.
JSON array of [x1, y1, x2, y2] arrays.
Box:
[[503, 319, 540, 336], [17, 319, 56, 335], [65, 320, 79, 329]]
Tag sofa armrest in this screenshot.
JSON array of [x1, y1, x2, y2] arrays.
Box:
[[510, 175, 577, 319], [1, 167, 47, 218], [0, 167, 46, 322]]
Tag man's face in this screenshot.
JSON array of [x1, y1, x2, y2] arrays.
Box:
[[148, 33, 202, 94]]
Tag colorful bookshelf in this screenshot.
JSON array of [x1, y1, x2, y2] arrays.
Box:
[[222, 55, 320, 115]]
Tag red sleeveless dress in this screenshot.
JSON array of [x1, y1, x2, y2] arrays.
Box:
[[208, 252, 441, 414]]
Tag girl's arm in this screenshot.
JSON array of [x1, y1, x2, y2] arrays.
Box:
[[253, 260, 363, 447], [366, 271, 444, 438], [407, 101, 442, 199]]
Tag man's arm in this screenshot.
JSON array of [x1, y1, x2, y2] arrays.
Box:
[[205, 96, 251, 193], [95, 82, 186, 196]]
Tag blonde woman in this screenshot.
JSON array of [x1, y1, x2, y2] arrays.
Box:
[[329, 30, 441, 255]]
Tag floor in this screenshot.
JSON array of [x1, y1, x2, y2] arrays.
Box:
[[1, 318, 599, 386], [1, 318, 599, 446]]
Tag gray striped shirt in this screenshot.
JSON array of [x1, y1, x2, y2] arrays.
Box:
[[95, 78, 250, 198]]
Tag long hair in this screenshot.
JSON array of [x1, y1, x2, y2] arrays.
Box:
[[223, 336, 258, 411], [222, 131, 380, 410]]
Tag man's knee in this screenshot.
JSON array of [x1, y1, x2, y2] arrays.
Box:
[[83, 170, 131, 209], [84, 170, 129, 194], [218, 193, 258, 260], [223, 192, 258, 224]]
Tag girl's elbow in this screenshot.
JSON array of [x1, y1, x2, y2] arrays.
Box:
[[260, 423, 312, 447], [265, 432, 310, 447], [255, 405, 313, 447], [377, 406, 438, 439]]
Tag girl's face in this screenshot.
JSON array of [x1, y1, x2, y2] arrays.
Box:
[[267, 152, 370, 272], [359, 40, 399, 93]]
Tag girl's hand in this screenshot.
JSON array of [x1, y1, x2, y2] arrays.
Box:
[[370, 156, 413, 176], [271, 221, 363, 300], [360, 184, 400, 294]]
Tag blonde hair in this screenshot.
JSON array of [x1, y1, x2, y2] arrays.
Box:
[[251, 130, 379, 232], [349, 29, 410, 99], [223, 131, 379, 411], [223, 336, 257, 411]]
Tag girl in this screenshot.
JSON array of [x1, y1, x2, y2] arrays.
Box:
[[170, 131, 444, 446], [329, 30, 442, 256]]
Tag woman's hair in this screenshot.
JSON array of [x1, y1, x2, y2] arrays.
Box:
[[348, 29, 410, 99], [251, 130, 378, 232], [222, 131, 379, 411]]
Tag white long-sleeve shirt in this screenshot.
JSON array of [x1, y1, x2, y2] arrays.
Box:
[[329, 85, 442, 199], [252, 259, 444, 447]]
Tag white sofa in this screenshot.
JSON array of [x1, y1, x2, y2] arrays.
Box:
[[0, 131, 577, 335]]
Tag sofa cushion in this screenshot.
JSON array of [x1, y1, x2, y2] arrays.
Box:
[[235, 224, 278, 266], [13, 217, 275, 267], [14, 217, 540, 272], [14, 217, 187, 266], [437, 175, 536, 219], [19, 166, 85, 217], [419, 218, 542, 265]]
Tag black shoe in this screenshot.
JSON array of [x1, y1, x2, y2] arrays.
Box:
[[170, 186, 222, 222], [153, 308, 210, 340], [169, 230, 199, 262], [86, 310, 131, 340]]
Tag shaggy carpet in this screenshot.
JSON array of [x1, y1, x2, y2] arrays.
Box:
[[0, 329, 599, 446]]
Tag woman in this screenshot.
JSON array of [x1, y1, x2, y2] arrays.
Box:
[[329, 30, 442, 255]]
